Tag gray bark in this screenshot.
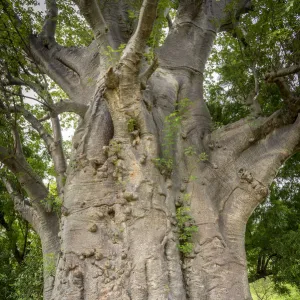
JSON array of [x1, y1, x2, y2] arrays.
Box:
[[2, 0, 299, 299]]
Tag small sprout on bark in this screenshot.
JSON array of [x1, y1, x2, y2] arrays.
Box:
[[109, 140, 122, 156], [152, 157, 173, 176], [127, 118, 138, 133], [198, 152, 208, 162], [103, 43, 126, 65], [184, 146, 197, 156], [189, 175, 198, 182]]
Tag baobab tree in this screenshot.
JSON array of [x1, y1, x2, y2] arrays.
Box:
[[0, 0, 299, 299]]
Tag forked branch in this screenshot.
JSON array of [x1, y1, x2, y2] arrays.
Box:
[[4, 105, 67, 196]]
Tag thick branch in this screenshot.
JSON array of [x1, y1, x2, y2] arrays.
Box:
[[218, 0, 253, 32], [40, 0, 58, 44], [39, 101, 88, 121], [122, 0, 159, 58], [1, 176, 40, 231], [51, 99, 88, 118], [139, 57, 158, 88], [50, 116, 66, 195], [29, 37, 81, 99], [5, 105, 67, 196], [0, 145, 48, 202], [8, 105, 54, 148], [72, 0, 107, 40], [166, 12, 173, 30], [265, 65, 300, 82], [4, 73, 51, 103]]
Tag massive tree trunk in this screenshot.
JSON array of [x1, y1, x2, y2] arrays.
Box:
[[1, 0, 300, 299], [47, 0, 299, 296]]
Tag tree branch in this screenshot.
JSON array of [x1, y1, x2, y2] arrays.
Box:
[[72, 0, 107, 40], [4, 73, 50, 102], [40, 0, 58, 45], [0, 144, 48, 203], [51, 99, 88, 117], [218, 0, 253, 32], [4, 105, 67, 196], [50, 115, 66, 195], [8, 105, 54, 147], [1, 176, 40, 231], [139, 57, 159, 89], [265, 65, 300, 82], [122, 0, 159, 58], [166, 12, 173, 30], [272, 78, 300, 113]]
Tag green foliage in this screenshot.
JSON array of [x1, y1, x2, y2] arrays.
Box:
[[162, 98, 191, 157], [205, 0, 300, 126], [183, 146, 197, 157], [246, 154, 300, 293], [176, 194, 198, 255], [152, 157, 174, 176], [197, 152, 208, 162], [103, 43, 126, 65], [0, 179, 43, 300], [153, 98, 192, 175], [10, 239, 43, 300], [127, 118, 138, 133], [55, 0, 93, 46], [251, 279, 300, 300], [109, 140, 122, 155]]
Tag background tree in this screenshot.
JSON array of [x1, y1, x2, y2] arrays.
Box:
[[0, 179, 44, 300], [246, 154, 300, 293], [0, 0, 299, 299]]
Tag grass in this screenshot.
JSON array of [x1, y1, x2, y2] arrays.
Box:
[[250, 279, 300, 300]]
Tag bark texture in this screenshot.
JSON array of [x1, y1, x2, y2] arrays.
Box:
[[2, 0, 299, 299]]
